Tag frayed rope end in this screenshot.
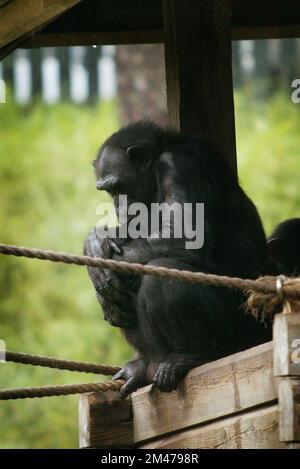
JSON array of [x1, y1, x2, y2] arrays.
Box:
[[246, 275, 300, 321]]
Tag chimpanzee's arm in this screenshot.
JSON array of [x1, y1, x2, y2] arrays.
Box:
[[106, 151, 205, 265], [84, 227, 137, 328]]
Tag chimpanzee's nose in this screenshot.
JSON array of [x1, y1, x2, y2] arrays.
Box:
[[96, 176, 120, 191], [96, 179, 105, 190]]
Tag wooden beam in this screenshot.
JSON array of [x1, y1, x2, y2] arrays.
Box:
[[273, 306, 300, 377], [79, 390, 133, 449], [273, 303, 300, 443], [132, 341, 275, 444], [79, 342, 275, 448], [140, 406, 283, 449], [232, 25, 300, 41], [41, 0, 162, 34], [231, 1, 300, 30], [3, 0, 300, 56], [21, 30, 165, 48], [0, 0, 82, 49], [4, 0, 300, 55], [163, 0, 237, 175], [278, 378, 300, 442]]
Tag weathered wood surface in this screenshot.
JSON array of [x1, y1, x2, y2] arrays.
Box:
[[140, 405, 283, 449], [278, 378, 300, 442], [23, 30, 164, 48], [273, 308, 300, 377], [132, 342, 275, 444], [232, 25, 300, 41], [0, 0, 82, 49], [274, 305, 300, 443], [3, 0, 300, 54], [163, 0, 237, 175], [79, 390, 133, 449], [79, 342, 276, 448]]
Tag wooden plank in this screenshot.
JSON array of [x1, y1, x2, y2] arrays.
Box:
[[4, 0, 300, 54], [41, 0, 162, 34], [163, 0, 237, 175], [79, 390, 133, 449], [21, 25, 300, 49], [140, 405, 284, 449], [273, 308, 300, 377], [273, 305, 300, 442], [288, 443, 300, 449], [231, 0, 300, 30], [232, 25, 300, 41], [132, 342, 276, 444], [163, 0, 180, 130], [5, 0, 300, 55], [21, 30, 165, 48], [0, 0, 82, 49], [278, 379, 300, 442]]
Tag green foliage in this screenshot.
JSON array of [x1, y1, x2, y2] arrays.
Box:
[[0, 86, 300, 447], [0, 98, 133, 448], [235, 86, 300, 234]]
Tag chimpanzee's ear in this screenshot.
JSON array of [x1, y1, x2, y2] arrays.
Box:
[[267, 237, 283, 260], [127, 145, 152, 168], [92, 159, 97, 169]]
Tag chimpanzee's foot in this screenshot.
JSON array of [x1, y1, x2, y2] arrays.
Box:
[[153, 354, 202, 393], [113, 358, 149, 398]]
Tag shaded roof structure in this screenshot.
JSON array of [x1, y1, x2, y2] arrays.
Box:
[[1, 0, 300, 175], [0, 0, 82, 58]]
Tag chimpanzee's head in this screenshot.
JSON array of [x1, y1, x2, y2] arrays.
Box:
[[93, 122, 163, 217], [268, 218, 300, 276]]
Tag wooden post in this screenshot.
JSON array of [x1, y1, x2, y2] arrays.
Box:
[[79, 390, 134, 449], [273, 303, 300, 377], [163, 0, 237, 175], [273, 303, 300, 443]]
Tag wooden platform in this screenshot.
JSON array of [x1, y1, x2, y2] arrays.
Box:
[[79, 309, 300, 449]]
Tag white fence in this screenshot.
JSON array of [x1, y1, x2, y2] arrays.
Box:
[[1, 39, 300, 106], [0, 46, 117, 105]]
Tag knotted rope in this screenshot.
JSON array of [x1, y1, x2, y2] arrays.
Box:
[[1, 243, 300, 400], [1, 243, 300, 300]]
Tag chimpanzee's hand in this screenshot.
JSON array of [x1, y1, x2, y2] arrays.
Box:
[[98, 294, 136, 328], [101, 236, 125, 258], [92, 269, 137, 328], [113, 358, 149, 398], [84, 227, 137, 328]]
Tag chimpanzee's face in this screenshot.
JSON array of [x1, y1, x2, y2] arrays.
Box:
[[93, 144, 155, 219]]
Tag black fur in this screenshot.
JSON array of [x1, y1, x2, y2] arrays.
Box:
[[84, 121, 271, 397], [268, 218, 300, 276]]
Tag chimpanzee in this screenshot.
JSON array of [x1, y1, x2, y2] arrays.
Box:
[[268, 218, 300, 276], [84, 121, 271, 397]]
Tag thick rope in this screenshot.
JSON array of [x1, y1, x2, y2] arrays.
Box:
[[5, 351, 121, 376], [1, 243, 300, 299], [246, 275, 300, 320], [0, 380, 123, 400]]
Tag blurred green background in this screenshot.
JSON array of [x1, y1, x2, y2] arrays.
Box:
[[0, 84, 300, 447], [0, 96, 133, 448]]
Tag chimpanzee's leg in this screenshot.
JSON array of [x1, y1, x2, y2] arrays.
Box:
[[134, 258, 245, 393]]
